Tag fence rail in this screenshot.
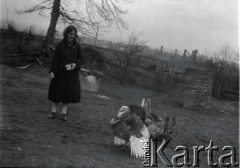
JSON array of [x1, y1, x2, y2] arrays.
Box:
[[219, 89, 239, 101], [213, 84, 239, 101], [79, 42, 169, 72]]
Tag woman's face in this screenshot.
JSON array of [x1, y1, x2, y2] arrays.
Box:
[[67, 30, 77, 42]]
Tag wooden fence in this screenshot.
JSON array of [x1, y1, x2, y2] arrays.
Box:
[[213, 84, 239, 101], [79, 43, 186, 91]]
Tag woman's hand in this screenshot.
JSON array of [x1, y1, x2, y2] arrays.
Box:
[[49, 72, 55, 78], [70, 63, 76, 70]]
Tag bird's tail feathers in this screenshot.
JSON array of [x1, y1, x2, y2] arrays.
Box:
[[129, 136, 147, 158], [114, 136, 126, 145]]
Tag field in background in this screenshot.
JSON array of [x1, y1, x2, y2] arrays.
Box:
[[0, 28, 185, 93], [1, 27, 238, 101], [0, 64, 239, 167]]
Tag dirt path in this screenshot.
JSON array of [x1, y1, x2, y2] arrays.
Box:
[[0, 64, 239, 167]]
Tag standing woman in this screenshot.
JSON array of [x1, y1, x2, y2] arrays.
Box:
[[48, 25, 83, 121]]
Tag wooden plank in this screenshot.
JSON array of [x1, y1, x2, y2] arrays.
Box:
[[221, 93, 239, 101]]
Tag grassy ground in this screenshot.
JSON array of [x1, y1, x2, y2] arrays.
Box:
[[0, 64, 239, 168]]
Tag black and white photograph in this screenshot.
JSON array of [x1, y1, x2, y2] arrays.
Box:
[[0, 0, 239, 167]]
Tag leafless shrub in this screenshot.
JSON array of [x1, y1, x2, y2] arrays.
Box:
[[1, 20, 17, 32], [198, 44, 239, 94], [0, 22, 42, 66], [110, 32, 147, 84]]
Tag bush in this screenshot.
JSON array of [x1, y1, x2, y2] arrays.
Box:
[[0, 25, 43, 66], [82, 46, 105, 69], [198, 45, 239, 94]]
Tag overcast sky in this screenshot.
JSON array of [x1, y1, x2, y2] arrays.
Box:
[[0, 0, 239, 53]]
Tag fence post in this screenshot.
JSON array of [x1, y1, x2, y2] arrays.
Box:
[[165, 61, 168, 71], [160, 46, 163, 55], [175, 49, 178, 56], [218, 84, 222, 99], [137, 56, 141, 66], [192, 49, 198, 62], [183, 49, 187, 61]]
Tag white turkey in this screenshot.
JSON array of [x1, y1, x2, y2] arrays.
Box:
[[110, 105, 150, 158]]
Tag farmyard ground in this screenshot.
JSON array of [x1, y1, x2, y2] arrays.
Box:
[[0, 64, 239, 168]]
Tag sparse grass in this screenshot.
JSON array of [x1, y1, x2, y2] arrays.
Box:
[[0, 64, 238, 168]]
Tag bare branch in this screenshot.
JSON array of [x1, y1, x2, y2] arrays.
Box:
[[16, 0, 52, 14], [16, 0, 130, 46]]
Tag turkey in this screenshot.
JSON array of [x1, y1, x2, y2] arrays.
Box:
[[110, 105, 150, 158], [141, 98, 176, 140], [110, 98, 176, 158]]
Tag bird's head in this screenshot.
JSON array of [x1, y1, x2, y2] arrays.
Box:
[[117, 106, 129, 118]]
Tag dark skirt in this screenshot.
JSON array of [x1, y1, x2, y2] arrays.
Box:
[[48, 70, 81, 104]]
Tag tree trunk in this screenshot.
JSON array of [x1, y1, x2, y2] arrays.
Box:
[[43, 0, 61, 48]]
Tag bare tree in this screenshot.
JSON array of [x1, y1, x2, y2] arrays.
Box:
[[198, 44, 239, 95], [18, 0, 129, 47], [210, 44, 236, 78], [111, 32, 147, 84]]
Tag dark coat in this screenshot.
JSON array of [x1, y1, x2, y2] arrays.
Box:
[[48, 40, 83, 104]]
